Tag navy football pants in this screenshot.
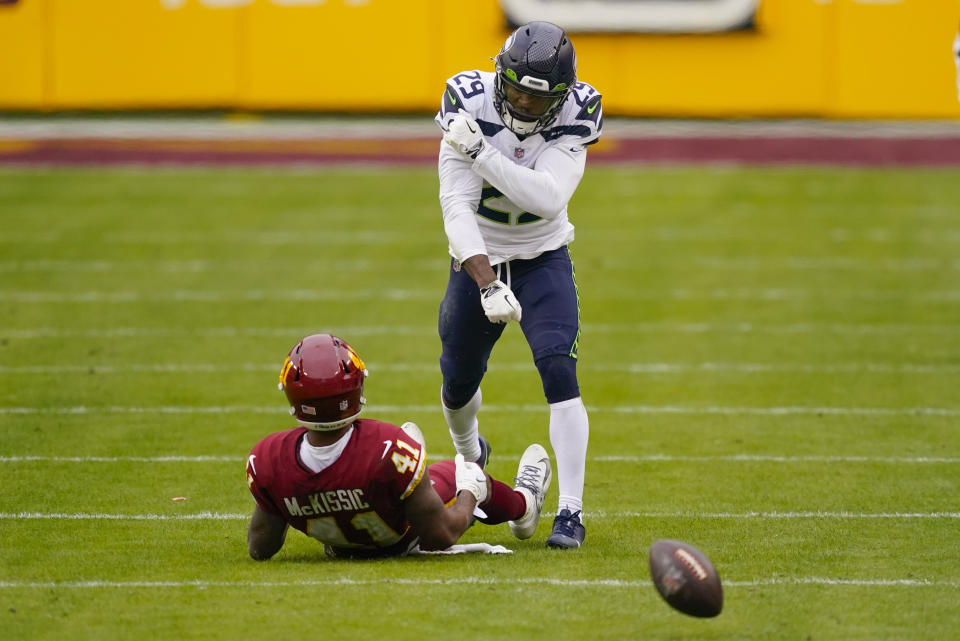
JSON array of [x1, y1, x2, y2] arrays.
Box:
[[438, 246, 581, 408]]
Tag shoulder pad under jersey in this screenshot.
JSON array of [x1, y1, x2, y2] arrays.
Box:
[[541, 81, 603, 145], [370, 422, 429, 500], [435, 70, 495, 128]]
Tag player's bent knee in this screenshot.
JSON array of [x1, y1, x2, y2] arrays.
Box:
[[535, 354, 580, 404], [442, 378, 481, 409]]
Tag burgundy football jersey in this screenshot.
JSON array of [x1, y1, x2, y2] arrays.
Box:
[[246, 419, 430, 557]]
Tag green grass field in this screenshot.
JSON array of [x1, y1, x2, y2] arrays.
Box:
[[1, 166, 959, 640]]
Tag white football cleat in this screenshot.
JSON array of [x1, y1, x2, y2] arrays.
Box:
[[509, 444, 552, 540]]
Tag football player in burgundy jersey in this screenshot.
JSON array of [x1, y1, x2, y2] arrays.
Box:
[[435, 21, 599, 549], [246, 334, 552, 560]]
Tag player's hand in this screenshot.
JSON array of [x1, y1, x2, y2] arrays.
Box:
[[455, 454, 489, 503], [480, 279, 522, 324], [443, 109, 484, 159]]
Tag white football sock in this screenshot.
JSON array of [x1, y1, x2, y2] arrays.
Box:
[[441, 387, 482, 461], [549, 396, 588, 519]]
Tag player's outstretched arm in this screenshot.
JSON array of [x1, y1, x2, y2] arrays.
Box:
[[248, 505, 289, 560], [404, 469, 478, 551]]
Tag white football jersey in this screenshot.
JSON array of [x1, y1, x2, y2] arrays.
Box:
[[435, 70, 602, 265]]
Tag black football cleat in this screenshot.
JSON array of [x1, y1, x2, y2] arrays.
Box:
[[475, 434, 492, 469], [546, 509, 585, 549]]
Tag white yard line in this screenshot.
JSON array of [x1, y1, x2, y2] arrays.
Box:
[[1, 326, 434, 339], [3, 288, 960, 303], [0, 290, 438, 303], [1, 257, 957, 272], [2, 404, 958, 416], [1, 512, 249, 520], [0, 455, 241, 462], [0, 258, 446, 273], [3, 511, 959, 521], [1, 455, 958, 464], [0, 577, 956, 589], [4, 322, 959, 339], [2, 361, 959, 375], [591, 455, 960, 463], [3, 228, 959, 244], [597, 511, 960, 519]]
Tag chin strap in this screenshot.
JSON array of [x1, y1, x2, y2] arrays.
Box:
[[503, 111, 540, 136]]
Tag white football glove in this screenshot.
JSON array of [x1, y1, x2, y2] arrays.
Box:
[[454, 454, 489, 504], [480, 279, 522, 324], [442, 109, 484, 159]]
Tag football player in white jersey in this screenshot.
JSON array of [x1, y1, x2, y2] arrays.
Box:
[[434, 21, 601, 549]]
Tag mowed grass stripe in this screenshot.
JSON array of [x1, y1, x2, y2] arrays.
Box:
[[3, 287, 960, 303], [5, 511, 960, 520], [2, 256, 958, 272], [1, 577, 957, 589], [3, 454, 958, 464], [5, 322, 959, 339], [3, 226, 958, 244], [3, 361, 960, 374], [0, 258, 447, 272], [3, 404, 957, 415]]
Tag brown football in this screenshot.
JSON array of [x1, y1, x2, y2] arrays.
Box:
[[648, 539, 723, 617]]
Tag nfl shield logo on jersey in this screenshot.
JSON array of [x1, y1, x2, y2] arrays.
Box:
[[514, 147, 525, 159]]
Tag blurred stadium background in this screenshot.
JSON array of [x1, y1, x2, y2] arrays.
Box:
[[1, 0, 958, 163], [2, 0, 959, 117]]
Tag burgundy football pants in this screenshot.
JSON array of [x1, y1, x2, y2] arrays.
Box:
[[427, 460, 526, 523]]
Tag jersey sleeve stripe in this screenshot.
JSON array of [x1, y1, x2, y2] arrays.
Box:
[[399, 445, 428, 500]]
